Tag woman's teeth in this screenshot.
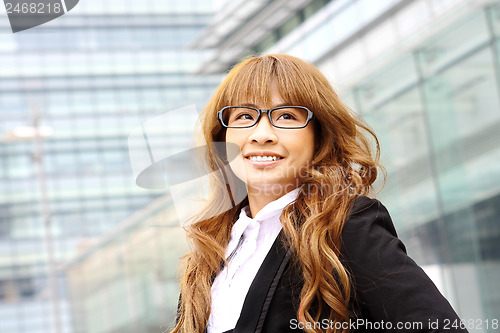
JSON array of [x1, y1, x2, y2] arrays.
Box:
[[249, 156, 281, 162]]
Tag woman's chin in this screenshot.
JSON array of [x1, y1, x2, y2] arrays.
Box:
[[246, 180, 298, 196]]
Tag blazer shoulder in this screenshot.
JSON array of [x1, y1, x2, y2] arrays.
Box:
[[345, 195, 399, 239], [349, 195, 386, 215], [341, 196, 468, 332], [341, 195, 406, 268]]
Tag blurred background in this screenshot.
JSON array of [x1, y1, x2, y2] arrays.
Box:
[[0, 0, 499, 332]]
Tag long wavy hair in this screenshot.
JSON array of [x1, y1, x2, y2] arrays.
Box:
[[171, 54, 382, 333]]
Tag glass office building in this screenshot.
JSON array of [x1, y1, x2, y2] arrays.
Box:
[[65, 196, 185, 333], [0, 1, 221, 332], [3, 0, 500, 332]]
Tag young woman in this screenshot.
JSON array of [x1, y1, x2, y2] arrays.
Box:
[[171, 54, 468, 333]]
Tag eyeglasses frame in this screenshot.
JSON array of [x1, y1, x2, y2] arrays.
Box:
[[217, 105, 314, 129]]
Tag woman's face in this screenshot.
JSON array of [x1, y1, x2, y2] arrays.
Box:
[[225, 86, 315, 197]]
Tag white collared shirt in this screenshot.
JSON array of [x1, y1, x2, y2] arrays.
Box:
[[207, 189, 299, 333]]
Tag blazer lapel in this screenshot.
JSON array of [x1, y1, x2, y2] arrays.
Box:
[[233, 231, 292, 333]]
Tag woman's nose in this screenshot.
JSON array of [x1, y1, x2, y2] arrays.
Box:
[[248, 115, 278, 144]]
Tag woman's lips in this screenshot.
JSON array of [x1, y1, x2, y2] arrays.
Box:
[[245, 155, 284, 168], [247, 155, 283, 162]]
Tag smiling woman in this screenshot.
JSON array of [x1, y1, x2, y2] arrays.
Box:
[[171, 54, 468, 333], [224, 85, 316, 214]]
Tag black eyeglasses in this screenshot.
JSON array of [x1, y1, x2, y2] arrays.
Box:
[[217, 106, 313, 129]]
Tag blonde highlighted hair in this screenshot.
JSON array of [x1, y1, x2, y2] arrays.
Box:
[[171, 54, 382, 333]]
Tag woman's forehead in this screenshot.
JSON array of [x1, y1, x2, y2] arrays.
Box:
[[229, 82, 294, 106]]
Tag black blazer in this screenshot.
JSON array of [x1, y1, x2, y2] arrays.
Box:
[[223, 196, 468, 333]]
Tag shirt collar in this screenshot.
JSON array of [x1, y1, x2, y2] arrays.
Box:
[[226, 188, 300, 258], [233, 188, 300, 236], [241, 188, 300, 222]]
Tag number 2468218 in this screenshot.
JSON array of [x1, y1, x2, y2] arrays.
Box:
[[5, 2, 63, 14]]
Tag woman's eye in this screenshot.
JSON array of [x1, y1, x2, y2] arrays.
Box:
[[236, 113, 254, 120], [278, 113, 294, 120]]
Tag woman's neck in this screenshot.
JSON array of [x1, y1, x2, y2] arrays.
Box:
[[246, 185, 295, 218]]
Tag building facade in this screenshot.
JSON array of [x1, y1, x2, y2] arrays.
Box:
[[3, 0, 500, 332], [0, 1, 221, 332]]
